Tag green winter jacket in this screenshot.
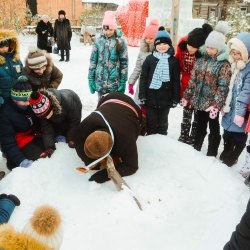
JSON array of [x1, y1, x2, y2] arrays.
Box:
[[88, 30, 128, 94]]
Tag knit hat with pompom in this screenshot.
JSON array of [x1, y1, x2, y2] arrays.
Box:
[[154, 26, 172, 47], [144, 18, 160, 39], [22, 205, 63, 250], [27, 44, 47, 69], [11, 76, 32, 101], [205, 21, 229, 52]]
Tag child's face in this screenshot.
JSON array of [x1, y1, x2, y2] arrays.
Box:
[[186, 44, 198, 55], [156, 43, 170, 53], [0, 46, 9, 53], [206, 47, 218, 57], [33, 65, 46, 76], [145, 37, 154, 45], [14, 100, 30, 106], [230, 49, 242, 61], [103, 29, 115, 37]]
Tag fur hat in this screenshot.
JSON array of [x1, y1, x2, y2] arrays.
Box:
[[11, 76, 32, 101], [144, 18, 160, 39], [0, 40, 9, 48], [186, 23, 213, 48], [102, 11, 117, 30], [84, 131, 113, 159], [58, 10, 66, 16], [205, 21, 229, 52], [27, 44, 47, 69], [154, 26, 172, 47], [22, 205, 63, 250], [29, 91, 52, 118]]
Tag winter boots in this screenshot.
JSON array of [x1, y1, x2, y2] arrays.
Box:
[[207, 134, 221, 157], [237, 146, 250, 177], [186, 122, 197, 146], [193, 133, 207, 152], [222, 141, 245, 167], [178, 123, 191, 143], [220, 137, 233, 161], [0, 171, 5, 180]]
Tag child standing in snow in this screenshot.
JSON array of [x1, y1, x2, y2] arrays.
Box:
[[138, 27, 180, 135], [88, 11, 128, 101], [182, 22, 231, 157], [176, 24, 213, 145], [220, 33, 250, 167]]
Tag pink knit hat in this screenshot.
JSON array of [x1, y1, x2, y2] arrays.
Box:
[[102, 11, 117, 30], [144, 18, 160, 39]]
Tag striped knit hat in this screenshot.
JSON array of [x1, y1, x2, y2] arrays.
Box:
[[29, 91, 52, 118], [27, 44, 47, 69], [11, 76, 32, 101]]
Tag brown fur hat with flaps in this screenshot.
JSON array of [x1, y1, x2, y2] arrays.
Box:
[[0, 29, 20, 65]]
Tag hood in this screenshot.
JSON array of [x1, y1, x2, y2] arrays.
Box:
[[139, 38, 154, 53], [0, 29, 20, 65]]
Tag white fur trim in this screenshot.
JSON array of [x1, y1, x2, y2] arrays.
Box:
[[228, 38, 249, 63]]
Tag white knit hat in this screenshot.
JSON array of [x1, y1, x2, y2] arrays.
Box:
[[27, 44, 47, 69], [205, 21, 229, 52]]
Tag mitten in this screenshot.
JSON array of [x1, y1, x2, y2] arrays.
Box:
[[128, 84, 134, 95], [89, 169, 109, 183], [68, 140, 75, 148], [55, 135, 66, 143], [118, 80, 126, 93], [171, 102, 178, 108], [7, 194, 21, 206], [20, 159, 33, 168], [40, 148, 55, 158], [234, 115, 245, 127], [88, 79, 96, 94], [0, 97, 4, 106], [205, 106, 219, 119], [180, 98, 189, 107]]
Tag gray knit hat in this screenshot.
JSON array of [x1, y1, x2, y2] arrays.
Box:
[[205, 21, 229, 52], [27, 44, 47, 69]]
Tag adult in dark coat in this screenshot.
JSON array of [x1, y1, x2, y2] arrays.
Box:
[[0, 76, 45, 170], [224, 199, 250, 250], [73, 92, 142, 183], [54, 10, 72, 62], [29, 88, 82, 151], [21, 45, 63, 91], [35, 14, 54, 53]]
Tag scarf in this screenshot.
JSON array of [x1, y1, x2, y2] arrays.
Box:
[[149, 52, 170, 89]]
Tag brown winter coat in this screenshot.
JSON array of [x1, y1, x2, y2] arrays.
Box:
[[21, 53, 63, 91], [73, 92, 142, 183]]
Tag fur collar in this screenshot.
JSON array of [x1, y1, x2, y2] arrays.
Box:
[[140, 39, 154, 53], [199, 44, 229, 61], [0, 29, 20, 65]]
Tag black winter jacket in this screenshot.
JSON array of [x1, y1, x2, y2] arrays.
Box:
[[0, 99, 40, 165], [223, 199, 250, 250], [139, 52, 180, 108], [39, 88, 82, 149]]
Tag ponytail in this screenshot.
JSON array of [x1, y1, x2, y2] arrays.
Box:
[[114, 30, 120, 53]]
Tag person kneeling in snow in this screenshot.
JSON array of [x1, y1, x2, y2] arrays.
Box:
[[73, 92, 143, 183], [29, 88, 82, 150], [0, 76, 47, 170]]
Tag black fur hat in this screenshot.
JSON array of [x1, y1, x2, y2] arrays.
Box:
[[186, 23, 213, 48], [58, 10, 66, 16]]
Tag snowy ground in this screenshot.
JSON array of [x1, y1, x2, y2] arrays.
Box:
[[0, 33, 249, 250]]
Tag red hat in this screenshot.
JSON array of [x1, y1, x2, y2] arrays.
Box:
[[102, 11, 117, 30], [144, 18, 160, 39], [29, 91, 52, 118]]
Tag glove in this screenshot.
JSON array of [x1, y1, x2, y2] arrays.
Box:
[[180, 98, 189, 107], [40, 148, 55, 158], [234, 115, 245, 127], [20, 159, 33, 168], [88, 79, 96, 94], [118, 80, 126, 93], [0, 97, 4, 106], [89, 169, 109, 183], [128, 84, 134, 95], [139, 99, 146, 107], [171, 102, 178, 108], [55, 135, 66, 143], [68, 140, 75, 148], [205, 106, 219, 119]]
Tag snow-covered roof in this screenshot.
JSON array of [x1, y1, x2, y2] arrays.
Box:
[[82, 0, 128, 5]]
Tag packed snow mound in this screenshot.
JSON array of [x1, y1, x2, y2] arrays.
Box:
[[0, 135, 249, 250]]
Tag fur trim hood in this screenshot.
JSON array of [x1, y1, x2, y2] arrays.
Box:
[[140, 38, 154, 53], [39, 89, 62, 115], [24, 52, 53, 75], [0, 29, 20, 65]]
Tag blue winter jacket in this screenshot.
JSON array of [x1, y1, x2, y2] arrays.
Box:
[[88, 30, 128, 94]]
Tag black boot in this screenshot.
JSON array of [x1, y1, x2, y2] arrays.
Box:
[[178, 123, 191, 143], [219, 137, 233, 161], [59, 50, 64, 61], [223, 142, 245, 167], [207, 134, 221, 157], [186, 122, 197, 146], [193, 133, 207, 151], [65, 50, 70, 62]]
